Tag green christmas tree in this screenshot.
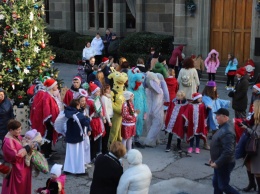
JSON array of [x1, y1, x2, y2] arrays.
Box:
[[0, 0, 58, 105]]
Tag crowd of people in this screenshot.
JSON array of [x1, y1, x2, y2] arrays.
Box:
[[0, 33, 260, 193]]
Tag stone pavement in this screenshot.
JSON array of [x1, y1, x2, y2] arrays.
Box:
[[0, 63, 254, 193]]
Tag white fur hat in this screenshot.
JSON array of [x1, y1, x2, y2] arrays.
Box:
[[123, 91, 134, 100], [127, 149, 142, 165], [50, 164, 63, 177], [25, 129, 37, 139]]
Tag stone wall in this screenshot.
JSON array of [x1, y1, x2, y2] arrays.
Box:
[[48, 0, 73, 31], [144, 0, 174, 35]]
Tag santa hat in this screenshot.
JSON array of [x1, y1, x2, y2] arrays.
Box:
[[89, 82, 100, 94], [44, 79, 57, 90], [102, 57, 109, 63], [25, 129, 37, 139], [50, 164, 63, 177], [79, 88, 88, 97], [236, 67, 246, 76], [72, 76, 82, 84], [192, 93, 202, 101], [123, 91, 134, 100], [253, 83, 260, 92]]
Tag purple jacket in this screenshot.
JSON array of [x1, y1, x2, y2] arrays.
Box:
[[204, 49, 220, 73]]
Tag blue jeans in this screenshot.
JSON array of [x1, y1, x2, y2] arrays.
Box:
[[212, 162, 240, 194]]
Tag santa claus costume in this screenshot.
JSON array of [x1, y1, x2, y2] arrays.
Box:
[[121, 91, 137, 151], [63, 76, 82, 106], [86, 82, 105, 161], [30, 79, 61, 158], [183, 93, 208, 154], [165, 91, 188, 152]]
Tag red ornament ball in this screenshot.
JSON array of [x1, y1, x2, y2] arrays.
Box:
[[40, 42, 46, 49]]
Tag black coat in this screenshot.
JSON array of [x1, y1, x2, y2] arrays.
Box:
[[0, 90, 14, 140], [210, 122, 236, 168], [90, 153, 123, 194], [232, 76, 249, 111]]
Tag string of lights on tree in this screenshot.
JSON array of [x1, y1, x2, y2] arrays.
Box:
[[0, 0, 59, 105]]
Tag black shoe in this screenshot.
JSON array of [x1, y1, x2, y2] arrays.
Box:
[[165, 146, 171, 152], [135, 142, 145, 149]]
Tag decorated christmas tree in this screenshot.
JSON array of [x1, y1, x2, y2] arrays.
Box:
[[0, 0, 58, 105]]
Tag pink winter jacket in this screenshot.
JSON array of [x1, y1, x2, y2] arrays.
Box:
[[204, 49, 220, 73]]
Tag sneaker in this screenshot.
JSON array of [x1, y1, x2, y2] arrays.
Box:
[[187, 147, 193, 153], [165, 146, 171, 152], [195, 148, 200, 154], [203, 143, 210, 150], [225, 86, 229, 90], [135, 142, 145, 149], [231, 86, 234, 90]]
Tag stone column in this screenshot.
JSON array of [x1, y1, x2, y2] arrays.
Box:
[[75, 0, 83, 34], [113, 0, 126, 37], [136, 0, 144, 32]]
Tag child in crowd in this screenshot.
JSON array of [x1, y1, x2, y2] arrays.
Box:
[[87, 82, 106, 161], [183, 93, 208, 154], [165, 91, 188, 152], [101, 84, 113, 154], [163, 68, 178, 129], [121, 91, 139, 151], [204, 49, 220, 81], [87, 65, 99, 84], [78, 89, 92, 169], [36, 164, 66, 194], [202, 81, 230, 148], [225, 53, 238, 90], [22, 129, 43, 171]]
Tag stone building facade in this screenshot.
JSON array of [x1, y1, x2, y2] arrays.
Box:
[[47, 0, 260, 74]]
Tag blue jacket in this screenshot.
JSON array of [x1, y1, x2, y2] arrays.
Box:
[[65, 106, 90, 144], [225, 58, 238, 74]]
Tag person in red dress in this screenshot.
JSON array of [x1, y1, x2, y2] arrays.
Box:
[[121, 91, 138, 151], [183, 93, 208, 154], [1, 120, 35, 194], [86, 82, 106, 161], [165, 90, 189, 152]]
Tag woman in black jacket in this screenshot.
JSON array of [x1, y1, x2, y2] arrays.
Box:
[[90, 141, 126, 194], [0, 88, 14, 141]]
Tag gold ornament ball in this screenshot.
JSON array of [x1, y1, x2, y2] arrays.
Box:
[[39, 70, 43, 73], [44, 59, 48, 63], [16, 33, 20, 36], [0, 81, 2, 84], [32, 53, 36, 58], [20, 6, 24, 9], [2, 42, 5, 45]]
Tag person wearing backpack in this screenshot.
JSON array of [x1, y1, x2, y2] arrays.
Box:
[[177, 57, 200, 99]]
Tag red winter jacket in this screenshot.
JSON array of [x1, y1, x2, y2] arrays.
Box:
[[165, 77, 179, 102]]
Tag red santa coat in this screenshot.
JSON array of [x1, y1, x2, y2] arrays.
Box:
[[86, 97, 105, 141], [30, 91, 59, 144], [63, 89, 80, 106], [121, 101, 136, 139], [182, 103, 208, 141], [165, 100, 188, 139], [164, 77, 178, 101]]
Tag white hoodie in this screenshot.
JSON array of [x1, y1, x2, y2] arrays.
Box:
[[82, 46, 96, 60], [91, 37, 104, 55]]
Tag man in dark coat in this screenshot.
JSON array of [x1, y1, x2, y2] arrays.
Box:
[[0, 88, 14, 141], [231, 67, 249, 118], [209, 108, 239, 194], [108, 33, 119, 63]]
